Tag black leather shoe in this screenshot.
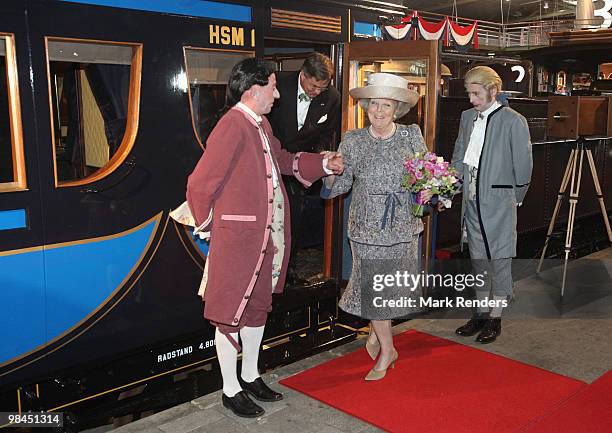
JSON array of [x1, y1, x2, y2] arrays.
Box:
[[238, 377, 283, 402], [222, 391, 264, 418], [455, 314, 488, 337], [476, 318, 501, 344]]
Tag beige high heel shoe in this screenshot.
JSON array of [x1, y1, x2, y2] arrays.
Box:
[[365, 350, 398, 381], [365, 329, 380, 360]]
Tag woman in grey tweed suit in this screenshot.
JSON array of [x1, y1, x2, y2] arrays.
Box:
[[322, 73, 426, 380]]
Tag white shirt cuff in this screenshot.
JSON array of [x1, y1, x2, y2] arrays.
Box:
[[322, 157, 334, 175]]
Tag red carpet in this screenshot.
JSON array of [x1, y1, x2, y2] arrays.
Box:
[[519, 370, 612, 433], [280, 330, 585, 433]]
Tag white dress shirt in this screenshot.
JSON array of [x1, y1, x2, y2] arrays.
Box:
[[297, 78, 311, 131], [463, 101, 501, 169]]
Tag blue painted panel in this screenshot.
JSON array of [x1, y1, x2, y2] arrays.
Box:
[[194, 235, 209, 257], [59, 0, 252, 22], [0, 209, 27, 231], [45, 219, 157, 341], [354, 21, 381, 38], [0, 250, 46, 364], [0, 218, 157, 365]]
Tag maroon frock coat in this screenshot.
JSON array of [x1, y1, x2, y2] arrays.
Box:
[[186, 106, 326, 329]]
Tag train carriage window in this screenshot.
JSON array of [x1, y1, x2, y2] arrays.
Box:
[[0, 34, 26, 192], [184, 48, 253, 147], [46, 39, 142, 186]]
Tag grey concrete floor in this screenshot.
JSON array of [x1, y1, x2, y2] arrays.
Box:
[[106, 248, 612, 433]]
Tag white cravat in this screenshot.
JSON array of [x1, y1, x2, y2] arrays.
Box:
[[236, 102, 279, 187], [297, 78, 311, 131], [463, 101, 501, 169]]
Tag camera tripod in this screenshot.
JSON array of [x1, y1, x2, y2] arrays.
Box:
[[536, 136, 612, 296]]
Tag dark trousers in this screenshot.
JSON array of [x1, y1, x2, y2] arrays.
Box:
[[284, 176, 304, 273]]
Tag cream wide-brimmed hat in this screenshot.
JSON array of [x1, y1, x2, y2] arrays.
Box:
[[349, 72, 419, 118]]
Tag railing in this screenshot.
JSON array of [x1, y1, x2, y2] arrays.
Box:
[[399, 10, 608, 49]]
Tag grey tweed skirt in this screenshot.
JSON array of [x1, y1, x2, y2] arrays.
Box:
[[340, 237, 424, 320]]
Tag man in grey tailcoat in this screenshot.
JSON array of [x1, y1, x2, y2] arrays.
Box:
[[450, 66, 533, 343]]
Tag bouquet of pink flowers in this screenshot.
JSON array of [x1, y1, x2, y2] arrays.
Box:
[[401, 152, 461, 217]]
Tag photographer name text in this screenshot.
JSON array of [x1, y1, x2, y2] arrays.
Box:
[[372, 296, 508, 309]]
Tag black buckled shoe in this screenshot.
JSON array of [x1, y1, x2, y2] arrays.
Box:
[[476, 318, 501, 344], [222, 391, 264, 418], [455, 314, 488, 337], [238, 377, 283, 402]]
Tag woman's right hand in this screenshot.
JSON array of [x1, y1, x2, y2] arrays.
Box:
[[420, 189, 433, 203], [419, 190, 447, 211]]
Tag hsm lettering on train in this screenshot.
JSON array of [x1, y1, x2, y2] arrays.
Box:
[[209, 25, 255, 47]]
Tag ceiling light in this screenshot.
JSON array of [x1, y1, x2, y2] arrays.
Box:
[[543, 1, 549, 9]]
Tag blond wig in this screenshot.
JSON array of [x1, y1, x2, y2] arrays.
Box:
[[464, 66, 502, 93]]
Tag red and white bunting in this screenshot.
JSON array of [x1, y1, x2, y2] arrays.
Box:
[[383, 14, 415, 40], [417, 15, 448, 44], [448, 20, 479, 48], [381, 12, 478, 48]]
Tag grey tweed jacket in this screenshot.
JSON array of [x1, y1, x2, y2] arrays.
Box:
[[323, 124, 427, 246]]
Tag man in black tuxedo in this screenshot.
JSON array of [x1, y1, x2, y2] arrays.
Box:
[[268, 52, 340, 285]]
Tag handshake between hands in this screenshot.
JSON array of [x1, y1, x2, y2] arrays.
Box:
[[321, 151, 344, 175]]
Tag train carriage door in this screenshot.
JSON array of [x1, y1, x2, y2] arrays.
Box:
[[341, 39, 439, 270], [0, 3, 49, 378], [263, 42, 340, 285]]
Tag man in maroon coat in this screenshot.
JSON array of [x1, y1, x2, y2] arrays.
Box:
[[187, 58, 343, 418]]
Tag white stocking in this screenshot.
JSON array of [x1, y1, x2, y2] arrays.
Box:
[[215, 328, 241, 397], [490, 295, 507, 318], [239, 325, 265, 383]]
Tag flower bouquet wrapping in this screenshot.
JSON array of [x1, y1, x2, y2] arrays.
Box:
[[401, 152, 461, 217]]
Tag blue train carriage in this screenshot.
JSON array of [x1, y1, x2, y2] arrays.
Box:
[[0, 0, 257, 421], [0, 0, 410, 428]]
